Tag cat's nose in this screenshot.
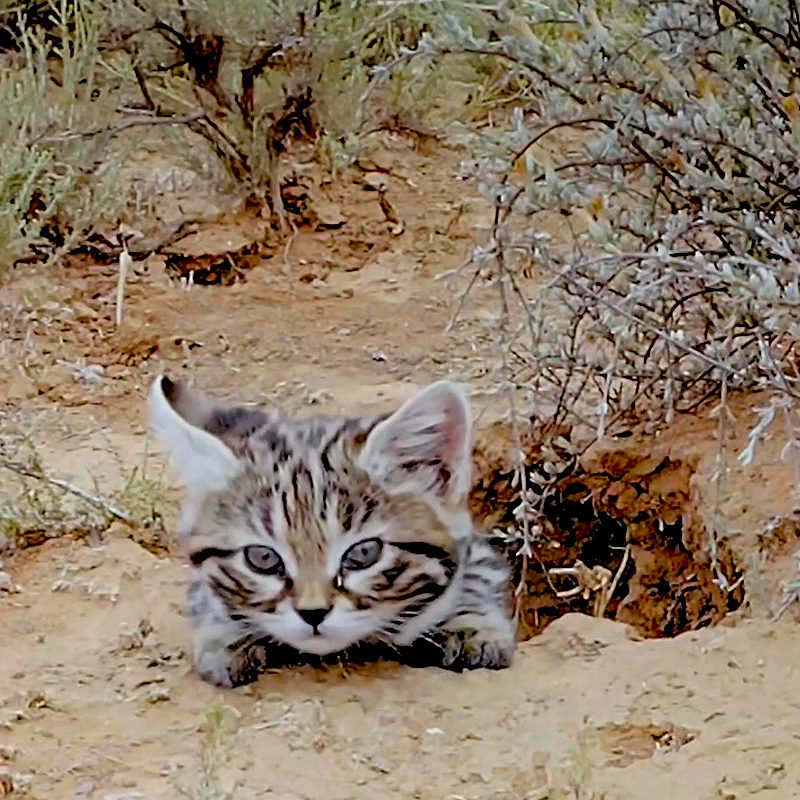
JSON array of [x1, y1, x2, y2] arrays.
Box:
[[298, 607, 332, 630]]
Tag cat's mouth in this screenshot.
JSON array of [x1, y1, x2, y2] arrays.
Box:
[[256, 605, 382, 655]]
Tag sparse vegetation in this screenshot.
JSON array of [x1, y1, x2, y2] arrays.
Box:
[[0, 418, 171, 551], [174, 704, 238, 800], [2, 1, 800, 796], [0, 0, 485, 266], [0, 0, 130, 267]]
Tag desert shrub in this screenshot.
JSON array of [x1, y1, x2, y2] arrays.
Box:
[[119, 0, 490, 198], [0, 0, 490, 263], [366, 1, 800, 596], [393, 1, 800, 448], [0, 0, 131, 268]]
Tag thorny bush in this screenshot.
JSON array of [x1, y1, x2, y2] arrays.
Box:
[[376, 0, 800, 599], [413, 0, 800, 440]]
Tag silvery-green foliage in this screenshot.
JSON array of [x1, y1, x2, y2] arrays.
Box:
[[412, 1, 800, 449], [0, 1, 129, 268]]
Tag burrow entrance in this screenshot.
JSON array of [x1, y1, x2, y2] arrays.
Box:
[[470, 424, 746, 641]]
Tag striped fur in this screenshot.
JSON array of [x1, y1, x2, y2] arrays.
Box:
[[150, 376, 516, 687]]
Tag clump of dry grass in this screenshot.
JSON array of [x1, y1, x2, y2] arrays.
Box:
[[0, 0, 133, 270], [0, 0, 485, 267], [173, 704, 239, 800], [0, 419, 172, 553]]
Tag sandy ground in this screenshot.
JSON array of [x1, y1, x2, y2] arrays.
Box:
[[2, 137, 800, 800], [3, 537, 800, 800]]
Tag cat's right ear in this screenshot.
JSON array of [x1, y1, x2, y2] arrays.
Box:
[[149, 375, 243, 492]]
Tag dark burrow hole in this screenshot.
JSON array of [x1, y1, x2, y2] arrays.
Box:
[[469, 427, 746, 641]]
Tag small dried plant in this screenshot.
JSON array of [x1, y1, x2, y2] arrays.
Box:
[[173, 704, 238, 800], [0, 418, 170, 553], [117, 0, 487, 202]]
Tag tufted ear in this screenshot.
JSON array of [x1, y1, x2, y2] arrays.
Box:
[[149, 375, 243, 492], [358, 381, 472, 505]]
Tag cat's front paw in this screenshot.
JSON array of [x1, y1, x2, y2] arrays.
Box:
[[438, 614, 516, 671], [194, 642, 269, 687]]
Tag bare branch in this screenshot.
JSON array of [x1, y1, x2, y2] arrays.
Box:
[[30, 110, 205, 145], [0, 458, 133, 525]]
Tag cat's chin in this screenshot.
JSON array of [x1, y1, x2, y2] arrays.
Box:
[[286, 635, 357, 656]]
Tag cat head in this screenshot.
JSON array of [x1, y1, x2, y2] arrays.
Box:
[[149, 375, 475, 655]]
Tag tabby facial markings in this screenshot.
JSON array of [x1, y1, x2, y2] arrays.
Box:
[[249, 599, 280, 613], [209, 575, 251, 606], [361, 497, 378, 522], [339, 543, 455, 617], [392, 541, 453, 560], [206, 428, 468, 654], [341, 501, 356, 533], [387, 543, 458, 589], [290, 466, 308, 501], [319, 450, 332, 473], [390, 577, 448, 602], [218, 564, 257, 597], [210, 563, 286, 615], [190, 547, 236, 565], [318, 418, 355, 464], [378, 563, 408, 587], [320, 486, 330, 516]]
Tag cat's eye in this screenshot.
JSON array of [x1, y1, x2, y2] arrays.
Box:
[[243, 545, 285, 576], [341, 538, 384, 570]]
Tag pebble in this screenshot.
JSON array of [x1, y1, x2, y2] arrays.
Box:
[[144, 685, 171, 704]]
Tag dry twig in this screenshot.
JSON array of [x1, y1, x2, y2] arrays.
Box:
[[0, 458, 132, 525]]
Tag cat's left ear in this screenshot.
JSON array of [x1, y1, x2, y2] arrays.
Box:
[[358, 381, 472, 505], [149, 375, 243, 492]]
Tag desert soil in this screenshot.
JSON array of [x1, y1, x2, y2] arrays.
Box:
[[2, 136, 800, 800]]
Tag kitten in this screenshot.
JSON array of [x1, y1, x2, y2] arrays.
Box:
[[149, 375, 516, 686]]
